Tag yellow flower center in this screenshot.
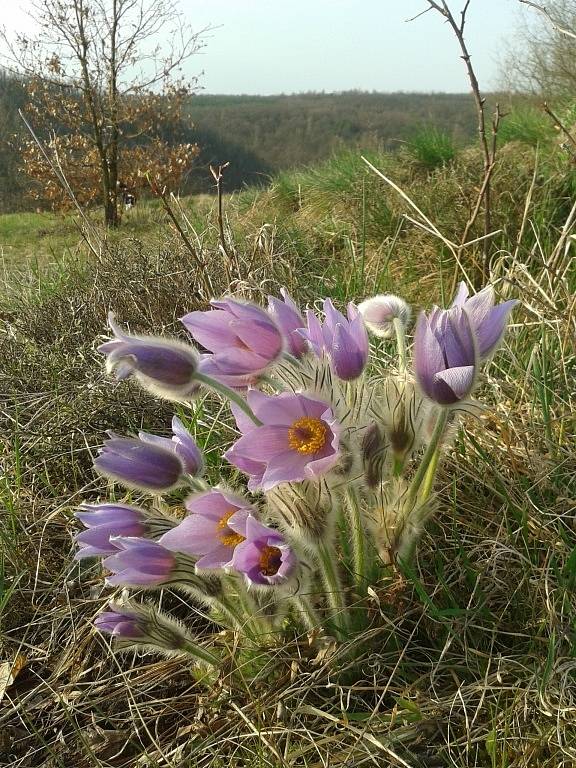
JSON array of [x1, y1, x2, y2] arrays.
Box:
[[259, 545, 282, 576], [287, 416, 328, 455], [217, 509, 246, 548]]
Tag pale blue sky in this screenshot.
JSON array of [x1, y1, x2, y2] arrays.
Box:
[[7, 0, 526, 93]]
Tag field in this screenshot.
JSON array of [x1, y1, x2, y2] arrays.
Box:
[[0, 128, 575, 767]]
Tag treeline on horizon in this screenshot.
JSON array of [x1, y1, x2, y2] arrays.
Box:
[[0, 70, 513, 213]]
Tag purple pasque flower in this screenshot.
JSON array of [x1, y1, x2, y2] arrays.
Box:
[[300, 299, 369, 380], [181, 297, 284, 387], [451, 282, 517, 359], [103, 537, 180, 586], [94, 435, 189, 493], [95, 602, 197, 653], [267, 288, 307, 358], [138, 416, 203, 477], [95, 606, 144, 638], [98, 314, 200, 400], [231, 516, 297, 586], [414, 306, 478, 406], [224, 390, 340, 491], [358, 294, 411, 339], [159, 489, 251, 569], [74, 502, 146, 559]]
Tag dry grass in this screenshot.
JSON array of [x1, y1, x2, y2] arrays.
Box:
[[0, 144, 575, 767]]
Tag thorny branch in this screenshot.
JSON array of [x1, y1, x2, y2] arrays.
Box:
[[422, 1, 501, 283]]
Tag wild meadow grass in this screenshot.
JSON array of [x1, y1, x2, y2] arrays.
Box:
[[0, 135, 574, 767]]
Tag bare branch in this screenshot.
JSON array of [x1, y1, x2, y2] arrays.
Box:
[[422, 1, 500, 283], [519, 0, 576, 39]]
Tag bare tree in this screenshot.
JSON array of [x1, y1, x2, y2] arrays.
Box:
[[1, 0, 206, 226], [502, 0, 576, 96]]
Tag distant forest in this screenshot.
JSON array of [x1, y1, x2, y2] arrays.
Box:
[[0, 71, 491, 212]]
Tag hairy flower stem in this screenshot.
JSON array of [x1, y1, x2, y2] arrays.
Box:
[[407, 408, 448, 506], [293, 595, 322, 632], [182, 642, 223, 668], [237, 581, 275, 640], [345, 487, 369, 593], [210, 594, 248, 632], [193, 372, 262, 425], [316, 541, 349, 639], [219, 579, 264, 640], [421, 444, 441, 501], [393, 317, 407, 374]]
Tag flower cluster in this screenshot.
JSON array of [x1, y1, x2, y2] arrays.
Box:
[[75, 283, 516, 667]]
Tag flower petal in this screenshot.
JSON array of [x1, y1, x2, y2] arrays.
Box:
[[434, 365, 476, 404]]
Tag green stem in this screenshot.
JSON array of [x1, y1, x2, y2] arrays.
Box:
[[345, 487, 369, 593], [182, 642, 222, 668], [397, 408, 449, 567], [213, 596, 246, 632], [407, 408, 448, 505], [221, 578, 265, 640], [194, 372, 262, 425], [420, 443, 441, 501], [393, 317, 407, 374], [316, 541, 349, 639], [293, 595, 322, 632]]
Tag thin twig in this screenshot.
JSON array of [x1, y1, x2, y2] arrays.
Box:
[[210, 162, 233, 264], [150, 178, 213, 296], [543, 101, 576, 159], [519, 0, 576, 39], [423, 1, 502, 283]]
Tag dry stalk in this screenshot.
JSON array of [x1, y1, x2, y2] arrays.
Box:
[[543, 101, 576, 160], [422, 1, 502, 284], [148, 178, 214, 297]]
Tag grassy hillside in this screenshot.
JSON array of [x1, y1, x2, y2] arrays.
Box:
[[1, 80, 510, 210], [185, 91, 485, 188], [0, 126, 574, 767]]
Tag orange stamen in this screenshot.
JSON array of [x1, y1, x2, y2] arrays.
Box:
[[259, 545, 282, 576], [287, 416, 328, 455], [217, 509, 246, 547]]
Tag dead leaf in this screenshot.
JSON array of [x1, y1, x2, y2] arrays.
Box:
[[0, 653, 27, 702]]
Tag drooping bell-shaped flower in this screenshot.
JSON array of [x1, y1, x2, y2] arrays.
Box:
[[358, 294, 411, 339], [95, 602, 220, 664], [95, 606, 145, 639], [138, 416, 204, 477], [267, 288, 307, 358], [74, 502, 176, 559], [98, 314, 200, 400], [231, 516, 297, 586], [103, 537, 194, 586], [413, 306, 478, 406], [224, 390, 340, 491], [181, 297, 284, 387], [450, 282, 517, 359], [300, 299, 369, 380], [159, 489, 251, 569], [94, 435, 193, 493]]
